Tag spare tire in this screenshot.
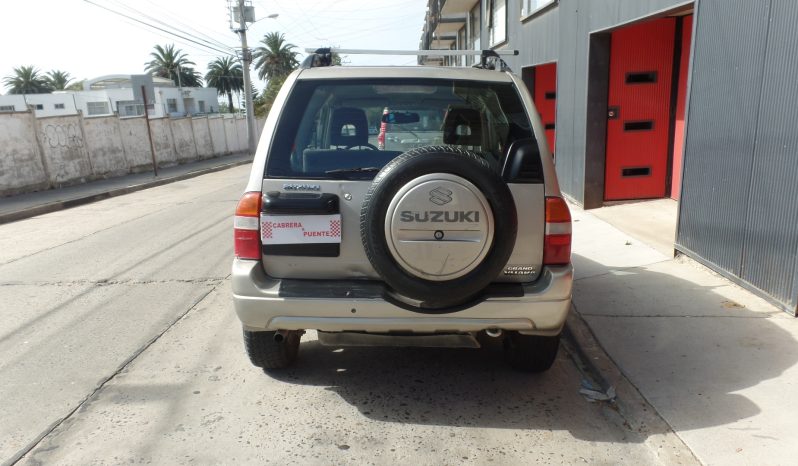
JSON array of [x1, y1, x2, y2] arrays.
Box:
[[360, 146, 517, 309]]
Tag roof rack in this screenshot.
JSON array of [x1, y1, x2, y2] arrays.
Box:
[[300, 48, 519, 72]]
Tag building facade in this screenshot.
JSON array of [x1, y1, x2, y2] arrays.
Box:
[[421, 0, 798, 314], [0, 74, 219, 119]]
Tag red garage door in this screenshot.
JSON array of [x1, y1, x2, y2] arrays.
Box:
[[533, 63, 557, 154], [671, 14, 693, 200], [605, 18, 676, 201]]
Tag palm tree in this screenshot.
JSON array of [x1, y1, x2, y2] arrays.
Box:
[[144, 44, 202, 87], [44, 70, 73, 90], [253, 32, 299, 81], [178, 67, 203, 87], [2, 66, 51, 94], [66, 80, 85, 91], [205, 56, 243, 112]]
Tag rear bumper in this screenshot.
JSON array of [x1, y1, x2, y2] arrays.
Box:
[[231, 259, 573, 336]]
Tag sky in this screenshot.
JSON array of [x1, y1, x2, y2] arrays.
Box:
[[0, 0, 428, 94]]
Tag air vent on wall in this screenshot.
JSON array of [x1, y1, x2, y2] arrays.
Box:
[[625, 71, 657, 84], [622, 167, 651, 177], [624, 120, 654, 131]]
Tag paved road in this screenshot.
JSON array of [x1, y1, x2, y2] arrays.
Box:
[[1, 165, 673, 465]]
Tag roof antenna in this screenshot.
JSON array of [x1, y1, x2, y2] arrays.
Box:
[[301, 48, 333, 69], [474, 50, 513, 72]]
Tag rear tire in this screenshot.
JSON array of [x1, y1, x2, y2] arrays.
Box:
[[503, 332, 560, 373], [243, 330, 300, 370]]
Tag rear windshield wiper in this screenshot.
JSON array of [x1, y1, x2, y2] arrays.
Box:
[[324, 167, 382, 177]]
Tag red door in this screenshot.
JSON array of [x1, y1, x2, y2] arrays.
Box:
[[605, 18, 676, 200], [671, 14, 693, 200], [533, 63, 557, 154]]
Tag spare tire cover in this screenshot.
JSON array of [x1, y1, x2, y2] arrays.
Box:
[[360, 146, 517, 309]]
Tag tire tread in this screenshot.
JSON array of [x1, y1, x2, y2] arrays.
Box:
[[243, 330, 300, 370], [503, 332, 560, 373]]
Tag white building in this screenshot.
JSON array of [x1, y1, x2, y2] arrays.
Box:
[[0, 74, 219, 118]]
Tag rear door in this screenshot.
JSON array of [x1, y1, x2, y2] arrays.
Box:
[[258, 76, 546, 283]]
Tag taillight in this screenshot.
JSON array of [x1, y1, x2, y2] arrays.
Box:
[[234, 192, 262, 260], [543, 196, 572, 266]]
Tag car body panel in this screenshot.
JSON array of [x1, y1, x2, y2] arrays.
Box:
[[233, 259, 572, 336], [258, 178, 544, 282]]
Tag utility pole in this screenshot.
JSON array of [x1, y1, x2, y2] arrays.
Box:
[[141, 86, 158, 176], [176, 65, 182, 88], [236, 0, 257, 155]]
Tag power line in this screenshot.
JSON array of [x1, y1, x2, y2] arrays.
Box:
[[134, 0, 238, 52], [111, 15, 230, 62], [104, 0, 236, 54], [83, 0, 234, 56]]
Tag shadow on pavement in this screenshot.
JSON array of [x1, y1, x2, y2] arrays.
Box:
[[571, 253, 798, 433], [267, 337, 649, 443]]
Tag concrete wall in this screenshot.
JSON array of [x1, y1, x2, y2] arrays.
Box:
[[236, 117, 247, 151], [34, 115, 92, 186], [207, 116, 228, 155], [223, 116, 240, 153], [1, 111, 263, 196], [82, 116, 128, 177], [170, 118, 197, 163], [118, 117, 154, 172], [191, 117, 214, 159], [0, 112, 48, 195], [148, 118, 177, 166]]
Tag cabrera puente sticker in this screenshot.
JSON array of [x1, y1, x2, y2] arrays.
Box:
[[261, 214, 342, 244]]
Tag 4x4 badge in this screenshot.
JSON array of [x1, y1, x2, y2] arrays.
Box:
[[429, 187, 453, 205]]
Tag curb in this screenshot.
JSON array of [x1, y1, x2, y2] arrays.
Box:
[[564, 306, 701, 465], [0, 158, 251, 225]]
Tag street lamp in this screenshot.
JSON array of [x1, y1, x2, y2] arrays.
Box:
[[263, 13, 279, 20]]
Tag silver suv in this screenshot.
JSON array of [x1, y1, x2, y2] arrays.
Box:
[[232, 50, 572, 372]]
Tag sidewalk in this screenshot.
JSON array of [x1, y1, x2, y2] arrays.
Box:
[[570, 203, 798, 465], [0, 153, 252, 224]]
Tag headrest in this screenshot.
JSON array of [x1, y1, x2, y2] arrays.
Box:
[[443, 107, 483, 146], [330, 107, 368, 147]]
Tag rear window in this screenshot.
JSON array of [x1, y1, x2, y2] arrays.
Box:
[[266, 78, 535, 179]]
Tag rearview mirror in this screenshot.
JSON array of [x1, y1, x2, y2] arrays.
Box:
[[382, 111, 420, 124]]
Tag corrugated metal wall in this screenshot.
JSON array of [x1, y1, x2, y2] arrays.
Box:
[[676, 0, 770, 273], [678, 0, 798, 311]]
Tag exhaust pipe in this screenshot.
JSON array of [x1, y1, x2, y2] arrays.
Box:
[[273, 331, 286, 343], [485, 328, 503, 338]]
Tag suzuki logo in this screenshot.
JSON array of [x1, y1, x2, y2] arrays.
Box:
[[429, 187, 453, 205]]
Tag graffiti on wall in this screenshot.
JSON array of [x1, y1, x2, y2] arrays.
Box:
[[41, 123, 84, 148], [37, 122, 89, 183]]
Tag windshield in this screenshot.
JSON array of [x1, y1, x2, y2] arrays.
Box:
[[266, 78, 534, 178]]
